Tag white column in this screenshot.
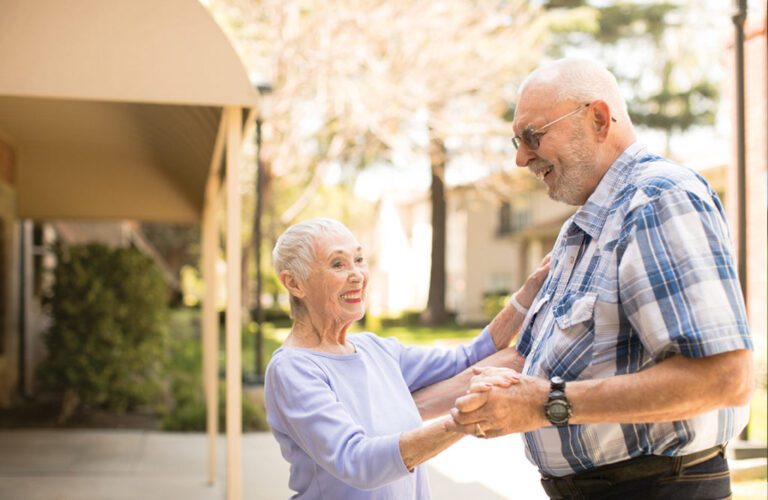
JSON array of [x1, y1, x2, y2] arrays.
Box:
[[224, 106, 243, 500], [202, 168, 220, 485]]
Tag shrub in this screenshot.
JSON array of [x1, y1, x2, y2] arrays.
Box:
[[38, 243, 169, 420], [483, 289, 510, 320], [159, 381, 268, 432], [158, 309, 269, 432]]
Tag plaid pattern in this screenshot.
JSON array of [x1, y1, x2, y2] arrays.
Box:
[[517, 142, 752, 477]]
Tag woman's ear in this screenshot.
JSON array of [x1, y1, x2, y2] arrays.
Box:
[[279, 270, 306, 299]]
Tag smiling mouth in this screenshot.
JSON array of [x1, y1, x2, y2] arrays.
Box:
[[340, 290, 363, 303], [532, 165, 554, 181]]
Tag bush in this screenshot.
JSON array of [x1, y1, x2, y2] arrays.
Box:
[[38, 243, 169, 420], [158, 309, 269, 432], [159, 382, 268, 432], [483, 290, 510, 320]]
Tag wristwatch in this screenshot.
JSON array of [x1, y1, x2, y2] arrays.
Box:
[[545, 376, 572, 427]]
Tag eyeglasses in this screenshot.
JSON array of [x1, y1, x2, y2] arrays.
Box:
[[512, 102, 614, 151]]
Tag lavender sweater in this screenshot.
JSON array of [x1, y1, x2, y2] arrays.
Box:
[[264, 329, 496, 499]]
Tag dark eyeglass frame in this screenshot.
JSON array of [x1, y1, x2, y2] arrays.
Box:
[[511, 102, 615, 151]]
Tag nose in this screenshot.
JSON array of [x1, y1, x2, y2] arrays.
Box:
[[349, 267, 364, 283], [515, 144, 537, 168]]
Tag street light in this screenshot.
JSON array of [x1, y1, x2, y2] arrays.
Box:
[[252, 81, 273, 384]]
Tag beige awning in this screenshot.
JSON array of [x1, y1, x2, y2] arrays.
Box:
[[0, 0, 258, 222], [1, 2, 256, 498]]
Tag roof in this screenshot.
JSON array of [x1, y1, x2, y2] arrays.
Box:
[[0, 0, 258, 221]]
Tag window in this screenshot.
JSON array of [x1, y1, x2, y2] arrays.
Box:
[[497, 195, 531, 236]]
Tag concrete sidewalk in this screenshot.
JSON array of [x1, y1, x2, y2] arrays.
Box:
[[0, 429, 546, 500]]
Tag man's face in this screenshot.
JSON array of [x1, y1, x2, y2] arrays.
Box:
[[512, 93, 599, 206]]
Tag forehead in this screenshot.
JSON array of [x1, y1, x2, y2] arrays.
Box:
[[313, 229, 361, 257], [512, 87, 559, 131]]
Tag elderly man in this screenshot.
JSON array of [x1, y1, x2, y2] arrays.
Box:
[[450, 58, 754, 499]]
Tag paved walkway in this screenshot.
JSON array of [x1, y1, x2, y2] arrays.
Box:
[[0, 429, 546, 500]]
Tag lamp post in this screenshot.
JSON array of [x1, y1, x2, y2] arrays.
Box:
[[253, 82, 272, 384], [731, 0, 748, 441]]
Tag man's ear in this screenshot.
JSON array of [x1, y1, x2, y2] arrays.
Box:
[[279, 270, 306, 299], [591, 100, 612, 142]]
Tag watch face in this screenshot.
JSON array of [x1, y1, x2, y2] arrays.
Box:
[[549, 402, 569, 419]]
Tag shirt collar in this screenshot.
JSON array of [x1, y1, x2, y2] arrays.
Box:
[[570, 141, 647, 239]]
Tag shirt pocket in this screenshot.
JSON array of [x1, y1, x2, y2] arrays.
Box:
[[553, 292, 597, 330], [546, 292, 598, 379]]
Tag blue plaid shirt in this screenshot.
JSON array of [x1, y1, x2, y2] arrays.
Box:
[[517, 142, 753, 477]]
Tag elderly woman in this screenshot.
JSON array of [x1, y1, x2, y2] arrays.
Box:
[[264, 218, 549, 499]]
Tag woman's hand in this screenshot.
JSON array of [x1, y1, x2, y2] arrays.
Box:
[[513, 253, 551, 309], [467, 366, 521, 393], [488, 253, 551, 350]]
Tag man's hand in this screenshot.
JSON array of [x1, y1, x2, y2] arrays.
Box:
[[448, 376, 550, 438]]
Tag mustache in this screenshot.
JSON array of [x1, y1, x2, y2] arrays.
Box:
[[528, 160, 553, 174]]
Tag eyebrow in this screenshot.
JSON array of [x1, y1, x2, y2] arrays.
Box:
[[327, 247, 363, 258]]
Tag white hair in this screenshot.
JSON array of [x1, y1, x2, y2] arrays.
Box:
[[272, 218, 351, 316], [520, 57, 630, 122]]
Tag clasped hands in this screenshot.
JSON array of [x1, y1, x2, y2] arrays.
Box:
[[445, 366, 549, 439]]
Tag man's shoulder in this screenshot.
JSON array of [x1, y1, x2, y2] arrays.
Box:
[[626, 155, 715, 210]]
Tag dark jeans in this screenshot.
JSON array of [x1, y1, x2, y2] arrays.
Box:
[[541, 451, 732, 500]]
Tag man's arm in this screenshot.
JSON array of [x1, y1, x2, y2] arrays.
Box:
[[450, 349, 754, 437]]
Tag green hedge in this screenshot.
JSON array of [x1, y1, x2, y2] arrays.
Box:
[[38, 243, 169, 419]]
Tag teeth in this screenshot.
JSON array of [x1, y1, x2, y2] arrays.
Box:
[[341, 293, 360, 299], [535, 166, 553, 180]]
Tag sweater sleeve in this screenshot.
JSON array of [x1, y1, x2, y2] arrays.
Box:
[[377, 327, 497, 392], [264, 355, 411, 490]]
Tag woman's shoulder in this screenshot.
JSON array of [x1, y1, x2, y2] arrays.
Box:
[[266, 347, 327, 380]]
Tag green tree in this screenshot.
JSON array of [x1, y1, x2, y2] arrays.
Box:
[[542, 0, 720, 152]]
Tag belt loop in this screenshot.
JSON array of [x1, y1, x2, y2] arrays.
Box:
[[671, 455, 683, 475]]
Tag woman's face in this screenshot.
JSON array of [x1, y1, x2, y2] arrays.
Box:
[[302, 229, 369, 325]]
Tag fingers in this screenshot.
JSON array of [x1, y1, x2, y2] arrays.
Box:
[[468, 367, 521, 392], [472, 366, 521, 378], [454, 391, 488, 413], [451, 420, 484, 437], [468, 376, 515, 393], [540, 252, 552, 267]]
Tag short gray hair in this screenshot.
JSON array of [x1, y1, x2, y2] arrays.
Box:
[[520, 57, 630, 122], [272, 218, 351, 316]]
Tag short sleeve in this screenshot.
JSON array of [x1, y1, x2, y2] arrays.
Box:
[[617, 188, 752, 358], [264, 355, 410, 490]]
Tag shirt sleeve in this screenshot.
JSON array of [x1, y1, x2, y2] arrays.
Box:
[[377, 328, 497, 392], [617, 188, 752, 359], [264, 355, 410, 490]]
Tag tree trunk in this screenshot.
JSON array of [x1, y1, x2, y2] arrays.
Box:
[[422, 136, 448, 325]]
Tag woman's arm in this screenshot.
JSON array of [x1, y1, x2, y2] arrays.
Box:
[[487, 254, 550, 349], [413, 346, 524, 420], [399, 417, 465, 470], [411, 255, 550, 419]]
